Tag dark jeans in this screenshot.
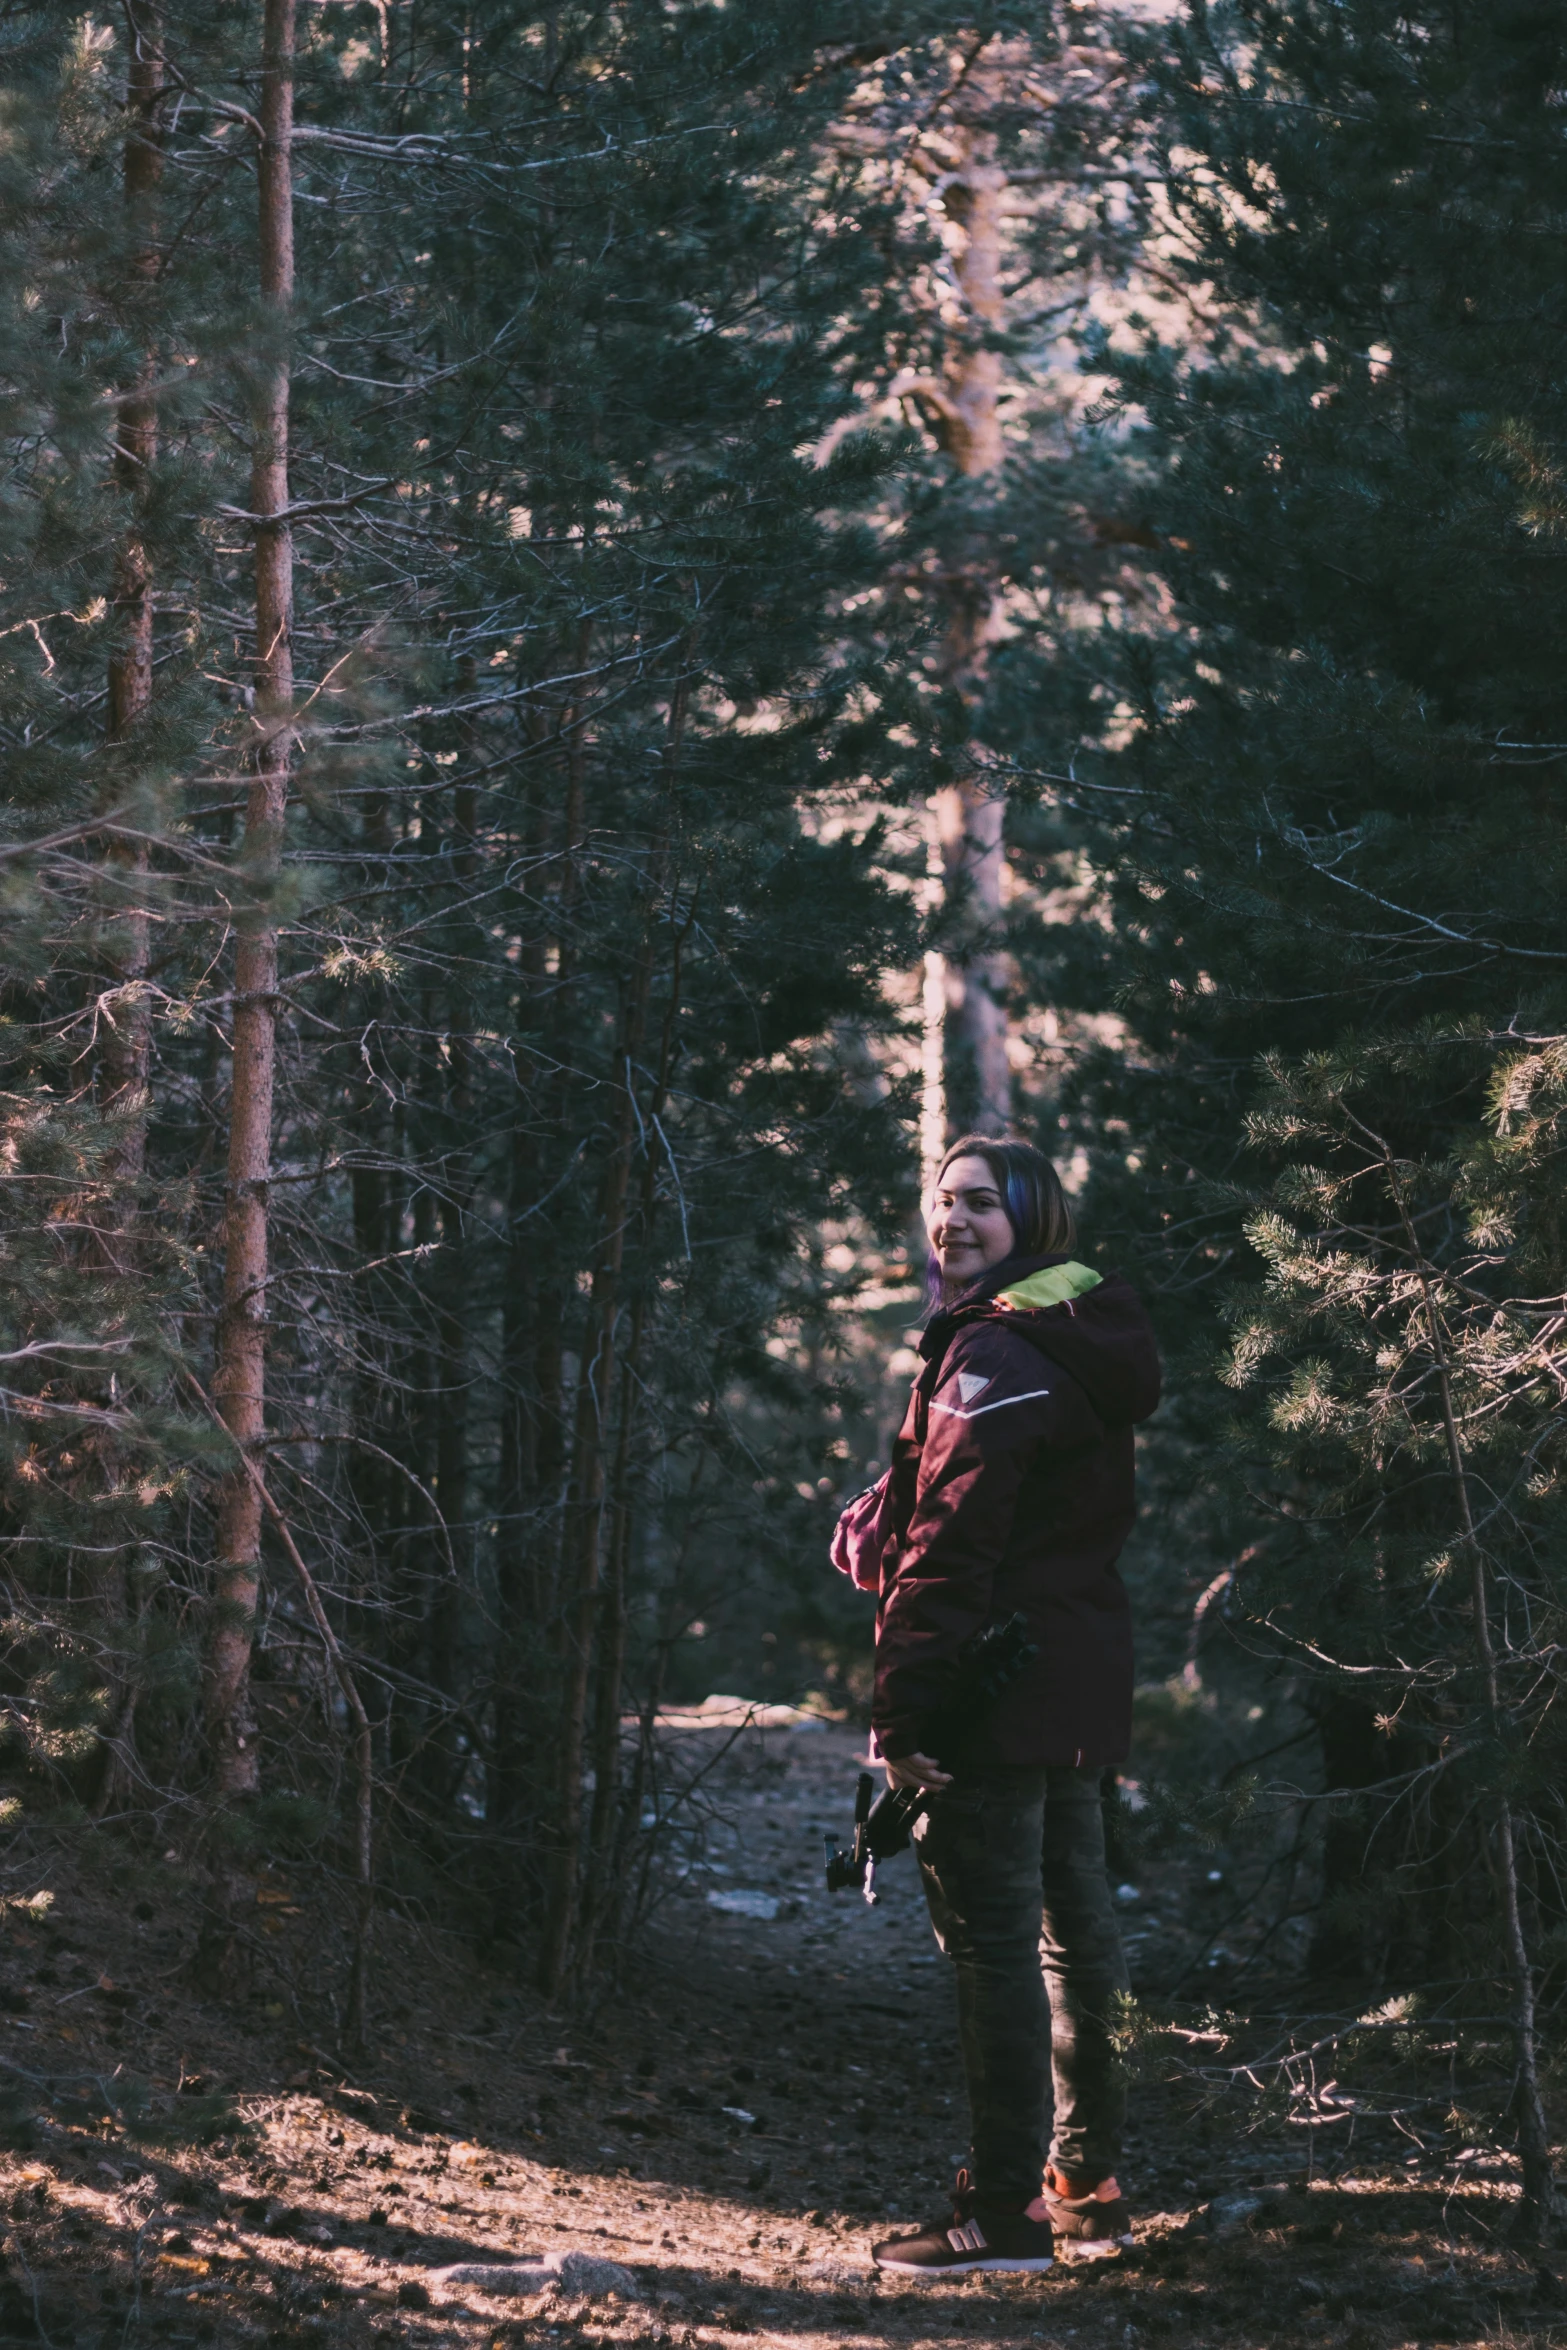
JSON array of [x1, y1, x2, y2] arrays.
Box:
[[913, 1763, 1129, 2206]]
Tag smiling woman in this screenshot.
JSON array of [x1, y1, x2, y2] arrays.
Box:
[[926, 1135, 1076, 1303], [836, 1132, 1160, 2276]]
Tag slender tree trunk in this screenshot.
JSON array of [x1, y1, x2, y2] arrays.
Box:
[[576, 1296, 644, 1976], [494, 689, 583, 1838], [493, 1115, 545, 1839], [1305, 1692, 1383, 1983], [99, 3, 163, 1202], [579, 890, 691, 1958], [395, 1051, 440, 1783], [205, 0, 295, 1811], [347, 910, 394, 1774], [537, 953, 656, 1996], [1382, 1149, 1560, 2238], [588, 1354, 637, 1858], [530, 651, 589, 1632], [428, 767, 478, 1804], [1432, 1352, 1557, 2235], [620, 1464, 703, 1941], [919, 75, 1013, 1172], [88, 6, 165, 1821], [539, 690, 681, 1997]]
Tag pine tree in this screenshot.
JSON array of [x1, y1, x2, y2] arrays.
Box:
[[0, 0, 940, 2011], [822, 12, 1165, 1168], [1017, 0, 1567, 2231], [0, 9, 227, 1841]]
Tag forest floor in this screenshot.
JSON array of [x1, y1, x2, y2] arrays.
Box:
[[0, 1718, 1560, 2350]]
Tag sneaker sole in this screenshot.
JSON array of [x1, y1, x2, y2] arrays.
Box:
[[1054, 2235, 1132, 2263], [872, 2254, 1055, 2277]]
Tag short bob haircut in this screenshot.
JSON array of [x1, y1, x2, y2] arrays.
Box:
[[933, 1133, 1077, 1261]]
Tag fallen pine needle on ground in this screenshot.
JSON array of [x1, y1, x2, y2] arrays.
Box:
[[0, 1722, 1558, 2350]]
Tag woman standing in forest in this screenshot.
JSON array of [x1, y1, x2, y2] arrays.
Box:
[[834, 1137, 1161, 2274]]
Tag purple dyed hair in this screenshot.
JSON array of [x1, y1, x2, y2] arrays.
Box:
[[927, 1134, 1076, 1303]]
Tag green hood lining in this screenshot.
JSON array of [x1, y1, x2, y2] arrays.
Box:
[[995, 1261, 1103, 1314]]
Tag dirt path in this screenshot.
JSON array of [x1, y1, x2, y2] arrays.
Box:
[[0, 1720, 1559, 2349]]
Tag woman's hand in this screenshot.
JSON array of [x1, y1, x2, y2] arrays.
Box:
[[884, 1751, 952, 1791]]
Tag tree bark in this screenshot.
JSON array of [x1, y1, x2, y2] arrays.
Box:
[[494, 691, 584, 1840], [345, 831, 395, 1781], [389, 1023, 440, 1785], [493, 1115, 548, 1840], [206, 0, 295, 1808], [88, 5, 166, 1821], [578, 883, 692, 1963], [1382, 1145, 1560, 2239], [428, 764, 478, 1805], [537, 933, 658, 1997], [187, 1371, 376, 2046], [538, 687, 682, 1997], [98, 2, 164, 1207], [1304, 1691, 1383, 1983], [1432, 1347, 1557, 2236], [920, 77, 1013, 1172], [575, 1313, 642, 1976]]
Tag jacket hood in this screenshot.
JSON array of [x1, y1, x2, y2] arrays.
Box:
[[927, 1251, 1162, 1428]]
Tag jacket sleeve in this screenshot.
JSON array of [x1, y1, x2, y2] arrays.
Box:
[[872, 1324, 1060, 1760]]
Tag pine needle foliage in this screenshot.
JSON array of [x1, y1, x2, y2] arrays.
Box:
[[0, 0, 969, 2001], [999, 0, 1567, 2214]]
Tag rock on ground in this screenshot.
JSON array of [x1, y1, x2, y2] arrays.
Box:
[[432, 2249, 643, 2300]]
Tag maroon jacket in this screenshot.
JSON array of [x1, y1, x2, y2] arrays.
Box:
[[866, 1252, 1160, 1769]]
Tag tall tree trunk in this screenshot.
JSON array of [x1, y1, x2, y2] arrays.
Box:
[[1385, 1155, 1559, 2240], [88, 5, 165, 1822], [579, 888, 691, 1963], [537, 943, 657, 1997], [919, 69, 1013, 1172], [428, 764, 478, 1805], [575, 1330, 640, 1978], [493, 1115, 547, 1841], [98, 2, 163, 1202], [494, 691, 583, 1841], [538, 689, 681, 1997], [1304, 1691, 1383, 1983], [205, 0, 295, 1813], [346, 880, 394, 1772], [395, 1044, 441, 1788], [1432, 1346, 1556, 2235]]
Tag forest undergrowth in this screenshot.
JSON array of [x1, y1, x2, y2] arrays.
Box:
[[3, 0, 1567, 2326], [0, 1722, 1560, 2350]]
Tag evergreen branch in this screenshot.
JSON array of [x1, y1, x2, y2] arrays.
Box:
[[0, 1342, 137, 1366], [216, 481, 395, 528], [287, 123, 734, 170], [990, 758, 1154, 797], [0, 814, 141, 867], [0, 1391, 137, 1430], [304, 637, 685, 738], [1250, 1621, 1435, 1682], [1281, 846, 1567, 962]]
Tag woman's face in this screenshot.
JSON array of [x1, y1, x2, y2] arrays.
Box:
[[926, 1154, 1016, 1291]]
